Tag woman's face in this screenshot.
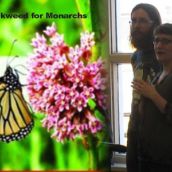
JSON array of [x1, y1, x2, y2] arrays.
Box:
[[154, 33, 172, 64]]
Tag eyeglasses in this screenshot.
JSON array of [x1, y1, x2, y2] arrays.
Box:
[[129, 19, 153, 26], [153, 38, 172, 45]]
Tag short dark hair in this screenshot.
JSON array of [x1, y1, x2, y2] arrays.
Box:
[[154, 23, 172, 36], [131, 3, 162, 27]]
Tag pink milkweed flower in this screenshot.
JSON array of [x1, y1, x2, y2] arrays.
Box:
[[43, 22, 56, 36], [72, 94, 87, 112], [42, 115, 57, 131], [27, 23, 107, 142], [31, 33, 46, 48], [80, 32, 95, 49]]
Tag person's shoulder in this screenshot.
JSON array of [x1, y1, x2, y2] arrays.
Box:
[[131, 50, 141, 64], [131, 50, 138, 57]]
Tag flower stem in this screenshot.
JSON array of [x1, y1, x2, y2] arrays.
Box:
[[88, 147, 97, 170], [86, 135, 98, 170]]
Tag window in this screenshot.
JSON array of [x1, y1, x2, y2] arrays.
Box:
[[109, 0, 172, 147], [109, 1, 172, 170], [111, 0, 172, 53]]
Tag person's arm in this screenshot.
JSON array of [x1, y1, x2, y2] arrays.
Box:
[[132, 79, 167, 113]]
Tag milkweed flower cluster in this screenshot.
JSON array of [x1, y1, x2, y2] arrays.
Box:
[[27, 23, 107, 142]]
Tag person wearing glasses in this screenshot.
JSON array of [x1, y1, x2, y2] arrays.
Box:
[[131, 23, 172, 172], [127, 3, 162, 172]]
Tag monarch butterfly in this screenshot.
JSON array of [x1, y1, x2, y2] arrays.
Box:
[[0, 65, 34, 143]]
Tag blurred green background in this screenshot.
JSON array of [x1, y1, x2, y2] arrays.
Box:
[[0, 0, 110, 170]]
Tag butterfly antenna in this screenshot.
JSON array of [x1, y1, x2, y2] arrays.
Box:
[[7, 39, 18, 66], [14, 64, 28, 73], [14, 68, 26, 76]]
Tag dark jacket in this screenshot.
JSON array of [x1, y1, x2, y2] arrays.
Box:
[[139, 73, 172, 164], [127, 49, 161, 172]]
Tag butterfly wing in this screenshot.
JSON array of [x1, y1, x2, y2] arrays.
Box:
[[0, 66, 34, 142]]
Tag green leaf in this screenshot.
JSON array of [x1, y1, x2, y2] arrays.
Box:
[[94, 109, 105, 123], [33, 112, 45, 120], [87, 98, 96, 110], [75, 0, 92, 31]]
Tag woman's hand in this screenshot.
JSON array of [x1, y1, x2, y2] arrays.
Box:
[[131, 80, 157, 99], [132, 79, 168, 113]]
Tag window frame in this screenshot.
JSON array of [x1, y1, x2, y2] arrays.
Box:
[[108, 0, 131, 144], [108, 0, 131, 169]]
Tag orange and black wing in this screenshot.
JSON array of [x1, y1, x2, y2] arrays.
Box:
[[0, 66, 33, 142]]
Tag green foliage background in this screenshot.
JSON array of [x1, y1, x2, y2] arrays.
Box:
[[0, 0, 110, 171]]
